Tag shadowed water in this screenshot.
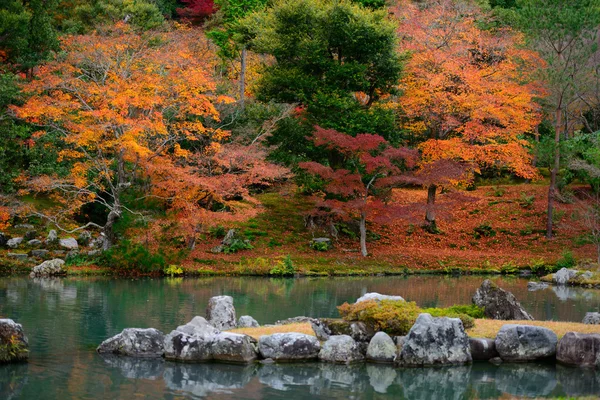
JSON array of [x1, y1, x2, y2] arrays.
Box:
[[1, 275, 600, 399]]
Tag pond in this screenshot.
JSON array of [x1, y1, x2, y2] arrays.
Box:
[[1, 275, 600, 399]]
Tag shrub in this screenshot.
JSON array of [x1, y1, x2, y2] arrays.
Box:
[[164, 264, 183, 277], [209, 225, 227, 238], [492, 186, 506, 197], [555, 250, 576, 269], [310, 241, 329, 251], [422, 308, 475, 329], [500, 261, 519, 274], [101, 240, 166, 273], [473, 223, 496, 239], [269, 255, 296, 276], [223, 239, 254, 254], [519, 193, 535, 209]]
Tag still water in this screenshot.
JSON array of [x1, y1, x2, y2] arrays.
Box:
[[1, 275, 600, 399]]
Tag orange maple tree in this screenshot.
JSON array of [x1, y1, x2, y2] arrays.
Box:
[[12, 23, 237, 249], [394, 0, 544, 231]]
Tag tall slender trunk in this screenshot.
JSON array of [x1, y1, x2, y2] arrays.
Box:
[[547, 108, 562, 239], [239, 46, 247, 107], [359, 211, 367, 257], [424, 184, 438, 233], [533, 125, 540, 168]]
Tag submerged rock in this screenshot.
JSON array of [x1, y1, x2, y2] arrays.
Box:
[[319, 335, 364, 364], [258, 333, 320, 361], [206, 296, 237, 330], [237, 315, 259, 328], [211, 332, 258, 363], [583, 312, 600, 325], [97, 328, 165, 358], [495, 324, 557, 361], [396, 313, 471, 366], [556, 332, 600, 367], [355, 292, 404, 303], [473, 279, 533, 320], [366, 332, 396, 363], [0, 319, 29, 363], [29, 258, 65, 278]]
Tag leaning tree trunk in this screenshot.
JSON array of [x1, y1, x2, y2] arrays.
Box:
[[359, 211, 368, 257], [547, 108, 562, 239], [102, 206, 121, 250], [424, 184, 438, 233]]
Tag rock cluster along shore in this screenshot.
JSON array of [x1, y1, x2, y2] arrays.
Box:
[[93, 287, 600, 370]]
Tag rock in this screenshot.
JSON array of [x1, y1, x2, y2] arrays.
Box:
[[24, 231, 37, 241], [29, 249, 49, 258], [97, 328, 164, 358], [553, 268, 578, 285], [27, 239, 42, 247], [469, 338, 499, 361], [396, 364, 472, 400], [222, 229, 238, 246], [274, 316, 317, 325], [237, 315, 259, 328], [87, 249, 101, 257], [495, 363, 557, 398], [311, 237, 331, 249], [6, 237, 23, 248], [319, 335, 365, 364], [29, 258, 65, 278], [46, 230, 58, 245], [366, 332, 396, 363], [163, 317, 220, 362], [164, 363, 255, 397], [366, 364, 397, 393], [0, 319, 29, 363], [174, 316, 221, 337], [527, 282, 549, 291], [15, 224, 34, 230], [89, 234, 105, 249], [489, 356, 503, 365], [211, 332, 258, 363], [556, 332, 600, 367], [473, 279, 534, 320], [583, 312, 600, 324], [210, 245, 224, 253], [206, 295, 237, 330], [356, 292, 405, 303], [59, 237, 78, 250], [258, 333, 320, 361], [0, 232, 8, 247], [396, 313, 472, 366], [77, 231, 92, 246], [7, 253, 27, 260], [100, 354, 165, 380], [495, 324, 557, 361], [310, 318, 375, 343]]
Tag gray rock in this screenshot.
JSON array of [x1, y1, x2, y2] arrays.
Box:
[[29, 258, 65, 278], [489, 356, 503, 365], [583, 312, 600, 324], [310, 318, 375, 343], [556, 332, 600, 367], [222, 229, 238, 246], [6, 237, 23, 248], [27, 239, 42, 247], [15, 224, 34, 230], [366, 364, 397, 393], [258, 333, 320, 361], [7, 253, 27, 260], [174, 316, 220, 337], [24, 230, 37, 241], [311, 237, 331, 249], [211, 332, 258, 363], [527, 281, 549, 291], [0, 319, 29, 363], [237, 315, 259, 328], [319, 335, 365, 364], [89, 234, 105, 249], [29, 249, 49, 258], [473, 279, 533, 320], [396, 313, 472, 366], [366, 332, 396, 363], [97, 328, 165, 358], [495, 324, 557, 361], [206, 295, 236, 330], [210, 245, 224, 254], [77, 231, 92, 246], [469, 338, 499, 361], [59, 237, 78, 250], [553, 268, 578, 285], [356, 292, 404, 303], [163, 331, 213, 362], [275, 316, 317, 325], [87, 249, 101, 257], [46, 230, 58, 245]]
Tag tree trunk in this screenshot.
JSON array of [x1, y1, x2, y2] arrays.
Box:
[[239, 46, 247, 107], [102, 206, 121, 250], [424, 184, 438, 233], [359, 211, 368, 257], [547, 108, 562, 239]]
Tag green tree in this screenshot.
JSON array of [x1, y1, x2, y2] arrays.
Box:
[[515, 0, 600, 238]]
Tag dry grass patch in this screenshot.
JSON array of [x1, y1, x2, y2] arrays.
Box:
[[468, 319, 600, 339], [230, 322, 315, 340]]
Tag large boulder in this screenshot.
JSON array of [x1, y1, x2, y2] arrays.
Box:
[[366, 332, 396, 363], [556, 332, 600, 367], [258, 333, 320, 361], [495, 324, 557, 361], [211, 332, 258, 363], [553, 268, 578, 285], [59, 237, 78, 250], [163, 317, 220, 362], [46, 230, 58, 245], [583, 312, 600, 325], [310, 318, 375, 343], [97, 328, 165, 358], [237, 315, 259, 328], [319, 335, 364, 364], [469, 337, 499, 361], [396, 313, 471, 366], [206, 295, 237, 330], [0, 319, 29, 363], [356, 292, 404, 303], [29, 258, 65, 278], [6, 237, 23, 249], [473, 280, 533, 320]]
